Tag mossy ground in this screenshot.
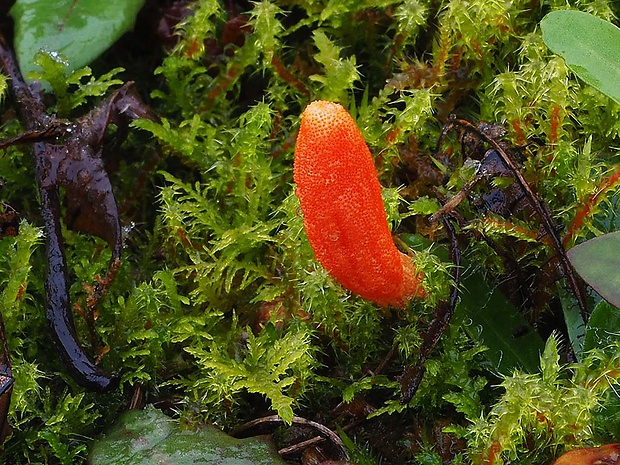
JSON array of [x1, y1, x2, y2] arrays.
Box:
[[1, 0, 620, 463]]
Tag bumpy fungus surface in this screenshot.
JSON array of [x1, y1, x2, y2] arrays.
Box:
[[553, 443, 620, 465], [293, 100, 424, 307]]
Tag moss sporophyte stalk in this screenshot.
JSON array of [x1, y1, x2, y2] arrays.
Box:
[[293, 100, 425, 307]]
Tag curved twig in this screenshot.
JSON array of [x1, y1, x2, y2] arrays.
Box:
[[39, 183, 119, 391], [400, 214, 462, 404], [233, 414, 348, 460], [0, 33, 119, 392], [0, 304, 13, 443], [437, 117, 588, 316]]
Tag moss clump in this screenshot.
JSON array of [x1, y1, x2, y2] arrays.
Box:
[[1, 0, 620, 463]]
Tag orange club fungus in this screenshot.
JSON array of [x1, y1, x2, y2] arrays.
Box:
[[293, 100, 425, 307]]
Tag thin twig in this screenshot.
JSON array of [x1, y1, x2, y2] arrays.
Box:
[[233, 415, 348, 460], [440, 117, 587, 316], [400, 214, 461, 404]]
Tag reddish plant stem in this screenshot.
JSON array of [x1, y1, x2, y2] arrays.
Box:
[[271, 54, 310, 97], [548, 103, 562, 146], [564, 165, 620, 247]]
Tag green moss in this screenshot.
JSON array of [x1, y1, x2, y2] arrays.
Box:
[[2, 0, 620, 463], [461, 335, 620, 464]]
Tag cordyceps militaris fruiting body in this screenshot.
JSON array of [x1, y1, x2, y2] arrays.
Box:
[[293, 100, 425, 307]]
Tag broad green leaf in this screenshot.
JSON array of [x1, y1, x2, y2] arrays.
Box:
[[89, 406, 289, 465], [559, 287, 587, 360], [584, 300, 620, 352], [458, 273, 545, 375], [541, 10, 620, 104], [401, 234, 545, 374], [10, 0, 144, 80], [567, 231, 620, 307]]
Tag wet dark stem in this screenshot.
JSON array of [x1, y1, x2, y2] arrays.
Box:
[[0, 32, 122, 392]]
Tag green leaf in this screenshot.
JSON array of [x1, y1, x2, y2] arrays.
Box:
[[567, 231, 620, 307], [458, 273, 545, 375], [541, 10, 620, 104], [408, 196, 441, 215], [10, 0, 145, 80], [559, 288, 587, 360], [584, 300, 620, 352], [402, 234, 544, 373], [595, 390, 620, 440], [89, 406, 288, 465]]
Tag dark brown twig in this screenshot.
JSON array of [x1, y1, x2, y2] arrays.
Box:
[[233, 414, 348, 460], [437, 117, 588, 316], [0, 31, 156, 392], [0, 33, 119, 392], [400, 215, 461, 404]]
